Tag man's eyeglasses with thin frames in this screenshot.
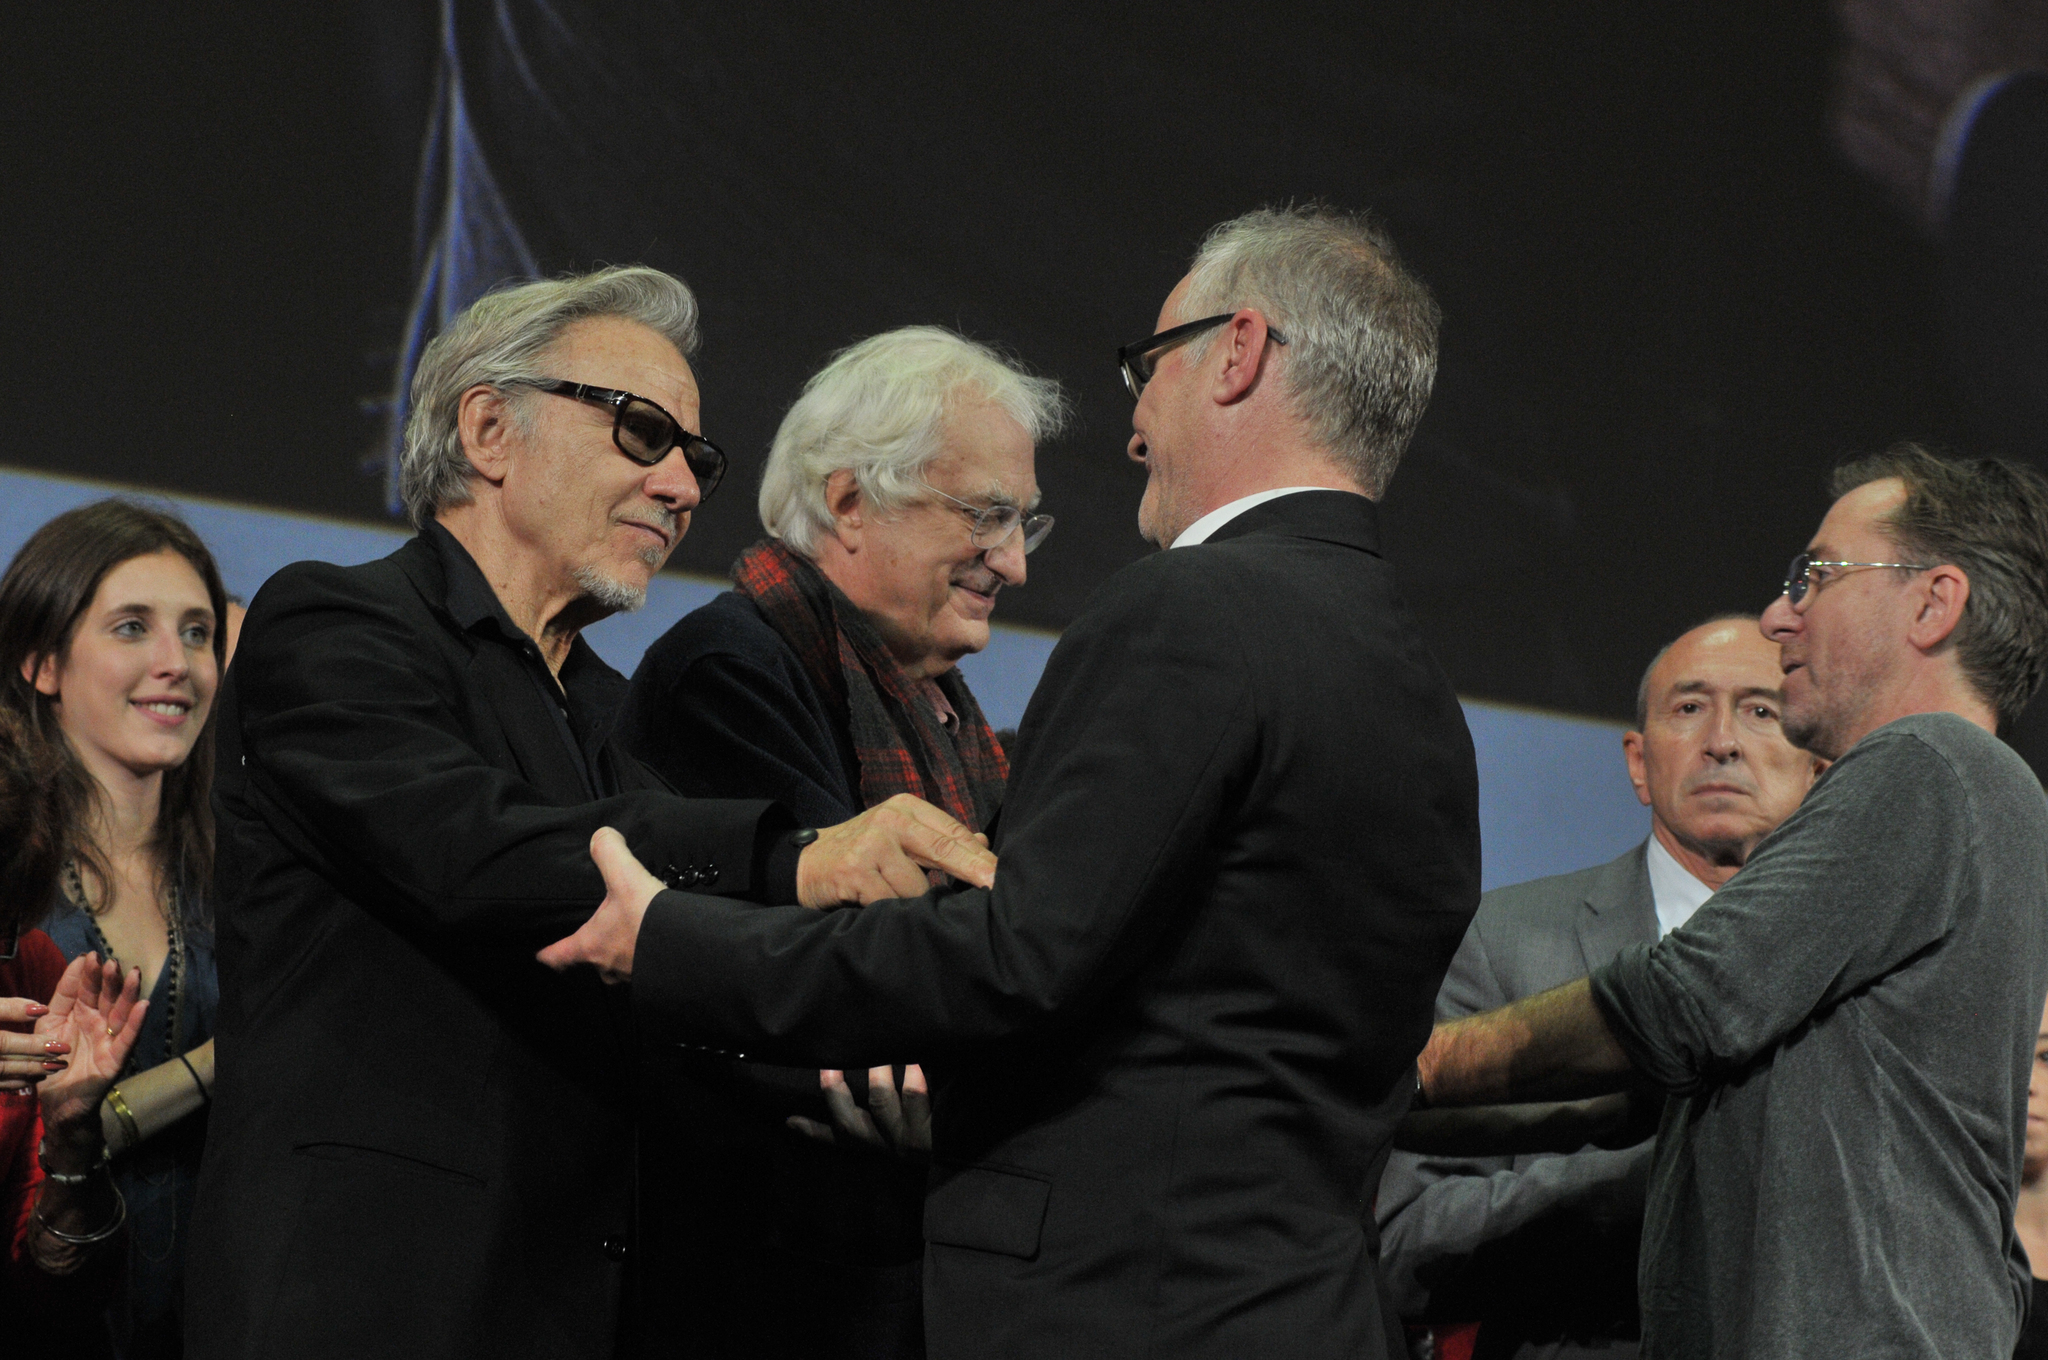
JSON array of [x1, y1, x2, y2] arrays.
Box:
[[917, 479, 1054, 554], [1780, 551, 1938, 608]]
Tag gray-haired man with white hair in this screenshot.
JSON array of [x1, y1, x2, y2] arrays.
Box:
[[619, 324, 1064, 1360], [545, 208, 1482, 1360], [187, 269, 994, 1360]]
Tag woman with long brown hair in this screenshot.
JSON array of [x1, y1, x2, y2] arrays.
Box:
[[1, 500, 229, 1358]]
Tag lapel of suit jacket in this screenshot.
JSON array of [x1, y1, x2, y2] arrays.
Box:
[[1575, 839, 1660, 972]]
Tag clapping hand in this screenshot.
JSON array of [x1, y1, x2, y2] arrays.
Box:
[[36, 953, 146, 1139]]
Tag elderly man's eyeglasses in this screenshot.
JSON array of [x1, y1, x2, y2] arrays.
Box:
[[1781, 551, 1937, 608], [918, 480, 1054, 553], [506, 379, 728, 502], [1117, 314, 1289, 400]]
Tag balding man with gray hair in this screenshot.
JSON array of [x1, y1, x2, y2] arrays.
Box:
[[187, 270, 994, 1360], [617, 323, 1064, 1360], [547, 208, 1482, 1360]]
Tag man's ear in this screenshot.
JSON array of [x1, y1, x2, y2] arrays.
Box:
[[22, 652, 60, 698], [1907, 564, 1970, 653], [824, 470, 865, 545], [1621, 730, 1653, 808], [456, 384, 519, 485], [1210, 309, 1279, 406]]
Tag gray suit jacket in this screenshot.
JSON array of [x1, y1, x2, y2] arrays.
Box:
[[1377, 842, 1661, 1360]]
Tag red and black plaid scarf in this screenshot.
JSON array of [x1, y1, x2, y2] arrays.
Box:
[[732, 539, 1007, 833]]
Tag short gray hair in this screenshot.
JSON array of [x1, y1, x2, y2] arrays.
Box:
[[1832, 442, 2048, 732], [759, 326, 1069, 556], [1179, 206, 1440, 498], [398, 266, 701, 528]]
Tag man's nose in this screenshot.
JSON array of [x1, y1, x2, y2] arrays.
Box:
[[1760, 593, 1800, 641], [646, 451, 703, 515], [1703, 705, 1742, 762], [1127, 433, 1149, 465], [985, 529, 1028, 587]]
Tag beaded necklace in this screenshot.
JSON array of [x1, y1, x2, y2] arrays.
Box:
[[59, 859, 185, 1062]]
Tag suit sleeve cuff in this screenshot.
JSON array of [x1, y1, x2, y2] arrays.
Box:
[[749, 810, 804, 906]]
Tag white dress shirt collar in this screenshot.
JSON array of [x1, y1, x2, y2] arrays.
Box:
[[1645, 833, 1716, 938], [1169, 487, 1335, 549]]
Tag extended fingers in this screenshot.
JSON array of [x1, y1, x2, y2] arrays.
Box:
[[882, 795, 997, 887], [105, 998, 149, 1071], [866, 1065, 906, 1144], [104, 966, 142, 1035], [819, 1070, 883, 1149], [0, 998, 49, 1026]]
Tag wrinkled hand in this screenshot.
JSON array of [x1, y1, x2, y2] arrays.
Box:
[[788, 1063, 931, 1163], [36, 953, 146, 1141], [537, 828, 664, 983], [797, 794, 996, 908]]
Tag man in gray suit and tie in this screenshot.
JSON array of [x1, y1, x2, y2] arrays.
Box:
[[1377, 616, 1821, 1358]]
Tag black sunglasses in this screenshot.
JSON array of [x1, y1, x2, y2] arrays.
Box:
[[1117, 313, 1289, 399], [507, 379, 728, 501]]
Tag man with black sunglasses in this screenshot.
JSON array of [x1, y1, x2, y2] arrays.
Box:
[[542, 208, 1482, 1360], [186, 267, 995, 1360], [1417, 445, 2048, 1359]]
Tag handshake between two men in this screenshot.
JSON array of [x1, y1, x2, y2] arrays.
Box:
[[538, 792, 998, 984]]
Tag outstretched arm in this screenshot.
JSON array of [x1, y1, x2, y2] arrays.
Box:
[[538, 799, 997, 981], [1418, 977, 1636, 1107]]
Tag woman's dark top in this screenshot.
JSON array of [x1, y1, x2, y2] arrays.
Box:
[[42, 892, 218, 1360], [619, 591, 930, 1360], [2018, 1278, 2048, 1360]]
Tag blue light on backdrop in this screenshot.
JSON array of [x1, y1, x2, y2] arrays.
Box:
[[0, 465, 1647, 889]]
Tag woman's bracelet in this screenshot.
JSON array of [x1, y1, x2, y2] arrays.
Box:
[[176, 1051, 209, 1104], [31, 1179, 126, 1246], [35, 1139, 108, 1186], [105, 1086, 142, 1152]]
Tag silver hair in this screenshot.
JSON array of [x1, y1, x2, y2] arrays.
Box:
[[398, 266, 701, 529], [758, 326, 1069, 556], [1178, 206, 1441, 498]]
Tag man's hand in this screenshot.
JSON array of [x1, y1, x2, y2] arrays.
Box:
[[537, 828, 664, 983], [797, 793, 996, 908], [788, 1063, 932, 1163]]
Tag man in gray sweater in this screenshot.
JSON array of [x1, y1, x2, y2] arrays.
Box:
[[1419, 444, 2048, 1359], [1380, 617, 1820, 1358]]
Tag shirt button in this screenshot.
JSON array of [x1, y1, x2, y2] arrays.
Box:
[[601, 1236, 628, 1262]]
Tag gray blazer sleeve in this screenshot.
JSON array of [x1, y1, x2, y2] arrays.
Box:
[[1377, 856, 1655, 1322]]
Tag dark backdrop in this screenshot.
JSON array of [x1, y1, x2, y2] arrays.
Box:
[[9, 3, 2040, 758]]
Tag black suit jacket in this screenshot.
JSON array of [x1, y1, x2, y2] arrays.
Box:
[[618, 591, 928, 1360], [632, 491, 1483, 1359], [186, 528, 786, 1360], [1378, 842, 1660, 1359]]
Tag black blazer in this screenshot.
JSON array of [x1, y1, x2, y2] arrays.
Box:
[[633, 491, 1483, 1359], [186, 529, 785, 1360], [619, 590, 862, 828], [619, 590, 928, 1360]]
